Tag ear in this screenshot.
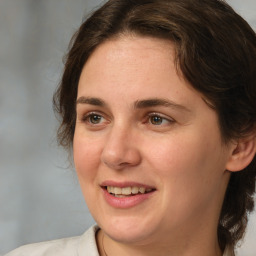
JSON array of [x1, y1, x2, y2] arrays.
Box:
[[226, 135, 256, 172]]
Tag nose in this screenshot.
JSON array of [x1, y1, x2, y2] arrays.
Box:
[[100, 125, 142, 170]]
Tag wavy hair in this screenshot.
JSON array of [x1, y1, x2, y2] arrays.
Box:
[[53, 0, 256, 252]]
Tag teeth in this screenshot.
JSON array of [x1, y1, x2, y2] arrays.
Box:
[[131, 187, 139, 194], [106, 186, 153, 196], [114, 194, 126, 198], [114, 187, 122, 194], [139, 187, 146, 193], [122, 187, 131, 195]]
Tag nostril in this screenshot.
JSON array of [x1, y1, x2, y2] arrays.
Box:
[[101, 141, 142, 170], [120, 162, 130, 166]]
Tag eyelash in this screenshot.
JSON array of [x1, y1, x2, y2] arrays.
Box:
[[80, 112, 175, 127], [81, 112, 107, 125], [146, 113, 174, 126]]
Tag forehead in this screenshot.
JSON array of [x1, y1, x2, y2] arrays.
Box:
[[93, 35, 174, 62], [79, 36, 188, 97], [77, 35, 212, 118]]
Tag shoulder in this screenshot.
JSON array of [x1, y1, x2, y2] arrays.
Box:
[[5, 225, 100, 256], [4, 236, 79, 256]]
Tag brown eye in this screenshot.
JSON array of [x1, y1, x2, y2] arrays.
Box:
[[89, 114, 102, 124], [150, 115, 163, 125], [147, 113, 175, 127]]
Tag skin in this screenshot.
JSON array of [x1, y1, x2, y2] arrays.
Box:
[[73, 36, 236, 256]]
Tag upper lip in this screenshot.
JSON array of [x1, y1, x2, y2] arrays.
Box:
[[100, 180, 156, 189]]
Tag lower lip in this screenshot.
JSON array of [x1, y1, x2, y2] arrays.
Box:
[[102, 188, 155, 209]]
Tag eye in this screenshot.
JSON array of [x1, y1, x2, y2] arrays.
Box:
[[148, 113, 174, 126], [88, 114, 103, 124], [81, 112, 106, 125], [150, 115, 164, 125]]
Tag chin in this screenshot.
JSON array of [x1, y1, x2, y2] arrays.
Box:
[[96, 214, 160, 244]]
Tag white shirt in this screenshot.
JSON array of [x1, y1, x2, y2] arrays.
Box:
[[5, 226, 100, 256], [5, 225, 233, 256]]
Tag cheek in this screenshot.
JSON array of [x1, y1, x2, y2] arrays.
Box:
[[73, 132, 102, 180], [146, 129, 225, 190], [144, 131, 227, 224], [73, 133, 104, 211]]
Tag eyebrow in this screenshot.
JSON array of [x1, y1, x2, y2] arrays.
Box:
[[76, 96, 190, 112], [134, 98, 191, 112], [76, 96, 107, 107]]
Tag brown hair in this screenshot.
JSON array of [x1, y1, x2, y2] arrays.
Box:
[[53, 0, 256, 252]]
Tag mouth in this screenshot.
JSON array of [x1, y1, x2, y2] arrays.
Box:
[[104, 186, 155, 198], [100, 182, 156, 208]]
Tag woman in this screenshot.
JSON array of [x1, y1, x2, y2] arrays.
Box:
[[6, 0, 256, 255]]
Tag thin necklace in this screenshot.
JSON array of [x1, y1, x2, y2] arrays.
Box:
[[102, 232, 108, 256]]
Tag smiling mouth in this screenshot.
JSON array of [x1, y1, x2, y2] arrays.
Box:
[[104, 186, 155, 198]]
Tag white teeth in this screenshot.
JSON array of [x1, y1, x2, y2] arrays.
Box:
[[114, 194, 126, 198], [106, 186, 153, 196], [114, 187, 122, 194], [131, 187, 139, 194], [122, 187, 131, 195], [139, 187, 146, 193]]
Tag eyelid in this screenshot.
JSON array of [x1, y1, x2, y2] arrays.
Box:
[[81, 111, 102, 120], [147, 112, 175, 121], [145, 112, 175, 126], [78, 110, 175, 127], [80, 111, 108, 125]]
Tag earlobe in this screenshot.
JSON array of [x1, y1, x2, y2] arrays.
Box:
[[225, 136, 256, 172]]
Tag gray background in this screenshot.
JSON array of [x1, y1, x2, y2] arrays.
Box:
[[0, 0, 255, 255]]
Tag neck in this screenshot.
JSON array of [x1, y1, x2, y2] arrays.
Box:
[[97, 228, 222, 256]]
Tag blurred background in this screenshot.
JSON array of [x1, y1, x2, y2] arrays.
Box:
[[0, 0, 255, 255]]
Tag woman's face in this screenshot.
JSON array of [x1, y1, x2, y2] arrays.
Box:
[[74, 36, 233, 245]]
